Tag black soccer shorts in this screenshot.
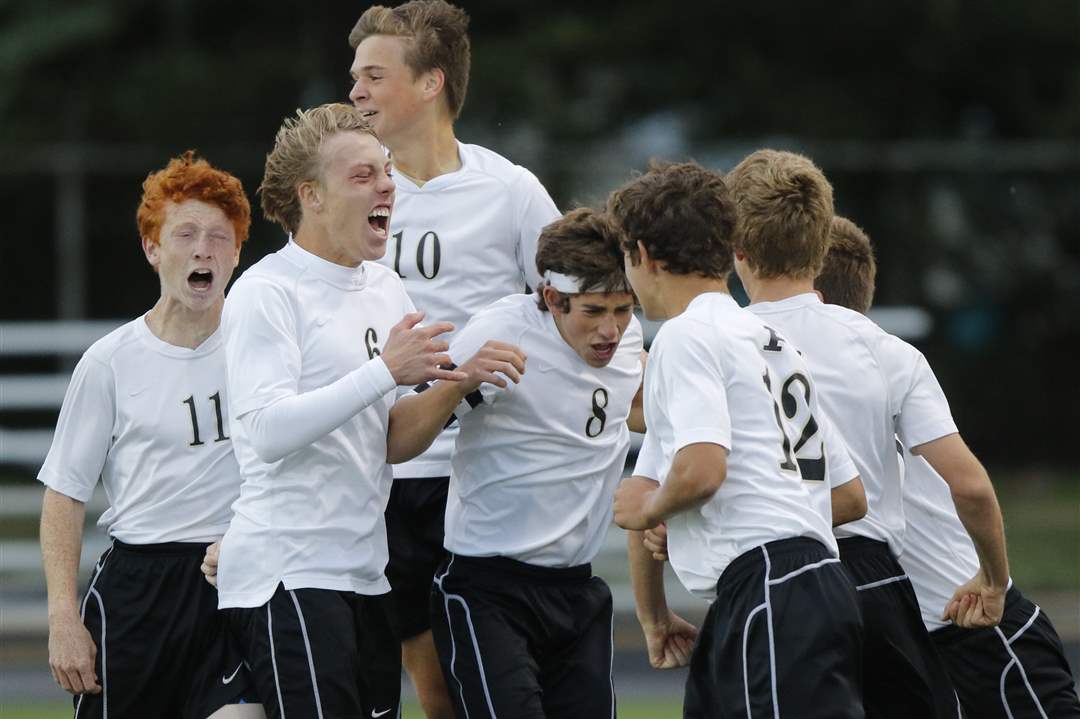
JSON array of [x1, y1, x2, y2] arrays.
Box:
[[74, 540, 254, 719], [684, 537, 865, 719], [430, 554, 616, 719], [227, 585, 401, 719], [838, 536, 960, 719], [384, 475, 450, 639], [932, 585, 1080, 719]]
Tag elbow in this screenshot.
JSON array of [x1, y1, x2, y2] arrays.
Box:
[[250, 440, 287, 465], [847, 477, 868, 522], [689, 469, 724, 503], [831, 477, 867, 527]]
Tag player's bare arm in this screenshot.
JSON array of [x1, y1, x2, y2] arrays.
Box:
[[913, 433, 1009, 627], [626, 516, 698, 669], [40, 489, 101, 695], [614, 443, 728, 530], [831, 476, 868, 526], [386, 340, 527, 464], [380, 311, 468, 386], [642, 522, 668, 561]]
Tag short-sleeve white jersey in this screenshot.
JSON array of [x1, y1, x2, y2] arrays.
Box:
[[442, 294, 643, 567], [377, 142, 561, 479], [38, 316, 240, 544], [747, 293, 959, 556], [634, 292, 838, 600], [216, 240, 412, 609]]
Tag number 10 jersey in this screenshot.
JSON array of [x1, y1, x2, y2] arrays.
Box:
[[377, 142, 561, 479]]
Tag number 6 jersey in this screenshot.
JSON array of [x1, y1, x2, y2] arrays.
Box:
[[38, 316, 240, 544], [441, 294, 644, 568]]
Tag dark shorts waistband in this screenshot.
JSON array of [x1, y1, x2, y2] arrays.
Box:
[[929, 585, 1024, 644], [446, 553, 592, 582], [112, 539, 213, 555], [836, 536, 891, 557], [719, 536, 833, 586]]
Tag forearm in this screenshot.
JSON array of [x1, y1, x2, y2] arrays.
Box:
[[647, 447, 725, 524], [242, 359, 395, 463], [387, 381, 468, 464], [627, 530, 669, 627], [40, 489, 86, 621], [952, 479, 1009, 588]]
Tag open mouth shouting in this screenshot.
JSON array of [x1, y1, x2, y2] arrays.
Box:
[[188, 269, 214, 292], [368, 205, 390, 237], [592, 342, 618, 363]]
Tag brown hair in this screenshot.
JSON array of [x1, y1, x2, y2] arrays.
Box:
[[349, 1, 471, 119], [535, 208, 631, 312], [815, 215, 877, 314], [607, 160, 736, 279], [259, 103, 379, 235], [726, 149, 834, 280], [137, 151, 250, 249]]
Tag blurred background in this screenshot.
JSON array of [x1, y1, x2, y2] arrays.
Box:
[[2, 1, 1078, 716]]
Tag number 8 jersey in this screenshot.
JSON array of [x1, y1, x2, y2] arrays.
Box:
[[38, 316, 240, 543], [441, 294, 644, 568], [635, 293, 855, 599]]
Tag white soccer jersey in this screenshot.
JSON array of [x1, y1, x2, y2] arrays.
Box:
[[38, 316, 239, 544], [377, 142, 561, 479], [634, 292, 842, 600], [442, 294, 643, 567], [747, 293, 958, 556], [216, 240, 413, 609]]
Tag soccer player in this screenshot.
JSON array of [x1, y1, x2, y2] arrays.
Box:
[[347, 2, 560, 715], [383, 208, 642, 718], [816, 216, 1080, 719], [213, 103, 467, 719], [608, 161, 865, 719], [39, 152, 257, 718], [728, 148, 1010, 718]]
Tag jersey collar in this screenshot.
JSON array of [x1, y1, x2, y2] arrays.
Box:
[[747, 292, 822, 314], [282, 237, 369, 291]]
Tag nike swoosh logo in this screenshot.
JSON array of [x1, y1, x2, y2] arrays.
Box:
[[222, 662, 243, 685], [371, 709, 393, 718]]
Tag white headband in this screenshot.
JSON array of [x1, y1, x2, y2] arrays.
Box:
[[543, 270, 608, 295]]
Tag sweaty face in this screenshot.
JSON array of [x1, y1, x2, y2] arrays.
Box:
[[349, 35, 427, 148], [144, 199, 239, 311], [314, 131, 395, 266], [550, 290, 636, 368]]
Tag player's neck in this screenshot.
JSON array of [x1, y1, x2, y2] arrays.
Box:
[[745, 276, 816, 305], [387, 118, 460, 185], [293, 224, 363, 269], [145, 296, 223, 349], [657, 275, 731, 319]]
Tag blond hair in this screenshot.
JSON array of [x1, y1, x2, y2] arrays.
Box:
[[349, 1, 471, 119], [259, 103, 379, 234], [726, 149, 834, 280]]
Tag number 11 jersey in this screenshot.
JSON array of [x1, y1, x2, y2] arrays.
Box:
[[38, 316, 240, 544]]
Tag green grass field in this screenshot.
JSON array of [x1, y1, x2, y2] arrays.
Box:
[[0, 701, 686, 719]]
